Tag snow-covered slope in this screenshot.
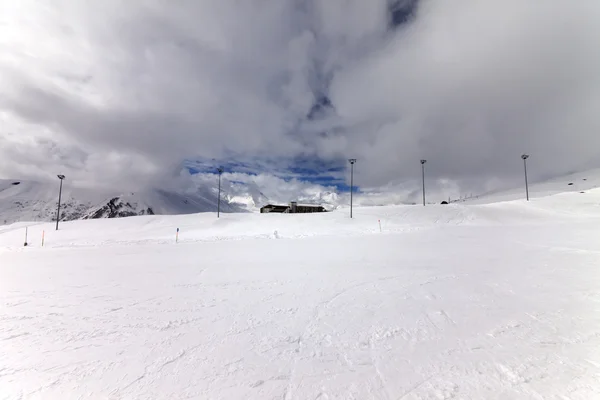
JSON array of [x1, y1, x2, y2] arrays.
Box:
[[226, 181, 271, 211], [83, 189, 245, 219], [2, 187, 599, 249], [458, 168, 600, 205], [0, 176, 343, 224], [0, 179, 100, 224], [4, 167, 600, 226], [0, 179, 247, 225], [1, 189, 600, 399]]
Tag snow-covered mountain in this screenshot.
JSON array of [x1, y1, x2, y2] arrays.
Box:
[[0, 176, 348, 225], [8, 167, 597, 225], [212, 178, 342, 211], [0, 179, 248, 225], [225, 180, 271, 211]]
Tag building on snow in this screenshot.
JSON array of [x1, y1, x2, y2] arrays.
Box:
[[260, 201, 327, 214]]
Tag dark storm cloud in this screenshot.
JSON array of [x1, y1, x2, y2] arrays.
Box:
[[0, 0, 599, 194]]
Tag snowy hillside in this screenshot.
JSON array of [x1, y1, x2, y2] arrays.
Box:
[[0, 179, 101, 224], [4, 167, 600, 226], [457, 168, 600, 205], [0, 179, 247, 225], [1, 187, 599, 399], [0, 177, 340, 225]]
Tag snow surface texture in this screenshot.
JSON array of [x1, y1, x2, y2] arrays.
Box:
[[1, 188, 600, 399]]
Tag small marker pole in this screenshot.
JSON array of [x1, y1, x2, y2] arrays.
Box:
[[176, 228, 179, 243], [42, 230, 45, 247], [24, 227, 28, 247], [378, 219, 382, 233]]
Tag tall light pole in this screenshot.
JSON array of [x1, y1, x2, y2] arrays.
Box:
[[521, 154, 530, 201], [348, 159, 357, 218], [56, 174, 65, 231], [217, 167, 224, 218], [420, 159, 427, 206]]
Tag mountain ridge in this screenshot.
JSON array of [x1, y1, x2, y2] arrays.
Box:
[[0, 179, 249, 225]]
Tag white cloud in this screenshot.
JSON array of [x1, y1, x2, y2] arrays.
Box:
[[330, 0, 600, 187], [0, 0, 599, 198]]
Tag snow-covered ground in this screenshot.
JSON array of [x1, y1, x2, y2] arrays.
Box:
[[1, 188, 600, 399], [458, 168, 600, 205]]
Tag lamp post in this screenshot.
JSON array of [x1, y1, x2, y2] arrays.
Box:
[[420, 159, 427, 206], [56, 174, 65, 230], [521, 154, 530, 201], [348, 159, 357, 218], [217, 167, 224, 218]]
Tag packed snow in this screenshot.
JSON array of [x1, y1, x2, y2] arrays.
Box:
[[1, 186, 600, 399]]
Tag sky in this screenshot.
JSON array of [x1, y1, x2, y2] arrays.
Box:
[[1, 0, 599, 201]]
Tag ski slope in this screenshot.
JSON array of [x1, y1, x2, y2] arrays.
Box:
[[1, 189, 600, 399], [459, 168, 600, 205]]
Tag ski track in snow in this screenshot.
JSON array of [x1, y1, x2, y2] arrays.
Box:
[[1, 190, 600, 399]]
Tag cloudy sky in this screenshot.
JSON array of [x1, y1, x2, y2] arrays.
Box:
[[1, 0, 599, 199]]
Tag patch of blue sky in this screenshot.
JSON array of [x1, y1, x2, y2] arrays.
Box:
[[183, 155, 357, 191]]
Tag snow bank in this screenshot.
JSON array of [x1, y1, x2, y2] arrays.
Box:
[[2, 188, 599, 250]]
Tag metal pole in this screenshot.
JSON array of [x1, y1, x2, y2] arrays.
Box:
[[522, 155, 529, 201], [217, 167, 223, 218], [420, 160, 427, 206], [348, 159, 357, 218], [350, 163, 354, 218], [56, 175, 65, 231]]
